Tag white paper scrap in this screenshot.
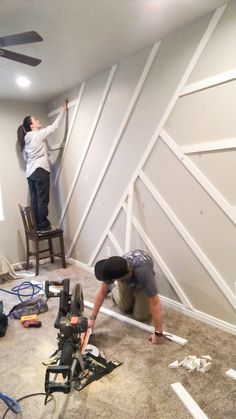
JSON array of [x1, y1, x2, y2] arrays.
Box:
[[225, 369, 236, 381], [201, 355, 212, 361], [168, 360, 179, 369]]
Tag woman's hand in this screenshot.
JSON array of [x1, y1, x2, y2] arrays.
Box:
[[62, 99, 68, 111]]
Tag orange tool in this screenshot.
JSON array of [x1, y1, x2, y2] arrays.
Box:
[[81, 328, 92, 354]]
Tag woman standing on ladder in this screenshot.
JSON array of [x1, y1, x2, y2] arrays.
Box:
[[17, 100, 67, 232]]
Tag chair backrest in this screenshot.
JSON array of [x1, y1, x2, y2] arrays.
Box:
[[18, 204, 37, 234]]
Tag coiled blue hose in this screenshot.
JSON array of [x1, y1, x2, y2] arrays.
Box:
[[0, 280, 44, 304], [0, 392, 20, 414]]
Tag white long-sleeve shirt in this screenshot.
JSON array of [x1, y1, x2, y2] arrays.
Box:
[[23, 109, 64, 178]]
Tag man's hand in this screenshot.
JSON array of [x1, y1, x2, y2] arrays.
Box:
[[148, 333, 166, 345], [88, 318, 95, 329]]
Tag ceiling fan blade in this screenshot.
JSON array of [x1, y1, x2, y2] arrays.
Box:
[[0, 31, 43, 48], [0, 48, 41, 66]]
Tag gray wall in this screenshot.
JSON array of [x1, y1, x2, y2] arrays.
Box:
[[1, 3, 235, 333], [48, 3, 236, 332]]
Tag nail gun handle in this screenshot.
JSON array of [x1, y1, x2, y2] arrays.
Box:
[[44, 280, 65, 298]]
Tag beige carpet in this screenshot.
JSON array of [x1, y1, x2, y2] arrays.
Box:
[[0, 260, 235, 418]]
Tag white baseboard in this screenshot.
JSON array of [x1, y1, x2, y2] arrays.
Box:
[[159, 294, 236, 336], [12, 260, 34, 270], [67, 257, 94, 274], [64, 258, 236, 336], [12, 256, 68, 271]]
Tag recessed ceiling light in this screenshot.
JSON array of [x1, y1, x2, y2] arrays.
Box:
[[16, 76, 31, 88]]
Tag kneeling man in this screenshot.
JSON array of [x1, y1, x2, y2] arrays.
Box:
[[88, 249, 164, 344]]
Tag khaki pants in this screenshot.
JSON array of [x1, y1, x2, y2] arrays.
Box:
[[112, 281, 150, 321]]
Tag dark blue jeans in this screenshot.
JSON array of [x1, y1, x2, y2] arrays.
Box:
[[27, 167, 51, 230]]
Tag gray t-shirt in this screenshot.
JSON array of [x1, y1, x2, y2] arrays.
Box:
[[123, 249, 158, 297]]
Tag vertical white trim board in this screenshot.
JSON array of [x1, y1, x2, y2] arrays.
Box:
[[54, 83, 86, 185], [171, 382, 208, 419], [84, 300, 188, 345], [47, 98, 77, 118], [58, 65, 117, 228], [68, 41, 161, 257], [86, 5, 226, 267]]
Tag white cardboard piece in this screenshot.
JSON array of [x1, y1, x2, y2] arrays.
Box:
[[168, 360, 179, 369], [169, 355, 212, 374], [225, 369, 236, 381]]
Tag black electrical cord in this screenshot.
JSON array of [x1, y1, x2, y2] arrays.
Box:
[[1, 392, 54, 419]]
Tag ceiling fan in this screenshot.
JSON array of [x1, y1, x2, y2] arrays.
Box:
[[0, 31, 43, 66]]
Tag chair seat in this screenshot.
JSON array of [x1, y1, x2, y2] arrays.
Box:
[[27, 228, 63, 238], [19, 204, 67, 275]]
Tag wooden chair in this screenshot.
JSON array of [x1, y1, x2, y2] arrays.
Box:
[[19, 204, 67, 276]]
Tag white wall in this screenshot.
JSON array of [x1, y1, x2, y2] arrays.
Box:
[[45, 2, 236, 333], [0, 101, 48, 263]]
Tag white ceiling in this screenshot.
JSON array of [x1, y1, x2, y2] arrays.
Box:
[[0, 0, 228, 103]]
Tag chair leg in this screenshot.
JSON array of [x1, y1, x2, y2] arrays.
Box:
[[48, 239, 54, 263], [35, 240, 40, 276], [59, 233, 67, 268], [26, 237, 30, 270]]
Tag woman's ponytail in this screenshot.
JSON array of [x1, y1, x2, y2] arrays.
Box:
[[17, 125, 25, 151], [17, 115, 32, 151]]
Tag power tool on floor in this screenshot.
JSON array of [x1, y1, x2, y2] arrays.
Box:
[[44, 278, 121, 404]]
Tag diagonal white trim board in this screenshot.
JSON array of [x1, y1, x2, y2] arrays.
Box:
[[139, 170, 236, 310], [171, 382, 208, 419], [84, 300, 188, 345], [58, 65, 117, 227], [181, 137, 236, 154], [54, 83, 86, 185], [122, 202, 193, 308], [87, 5, 227, 267], [67, 41, 161, 256], [181, 67, 236, 97], [107, 231, 123, 256], [161, 129, 236, 223]]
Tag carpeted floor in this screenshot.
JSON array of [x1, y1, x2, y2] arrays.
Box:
[[0, 260, 235, 418]]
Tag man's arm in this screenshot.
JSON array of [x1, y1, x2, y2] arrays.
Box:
[[88, 282, 109, 329], [148, 294, 164, 344]]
